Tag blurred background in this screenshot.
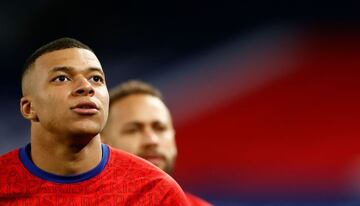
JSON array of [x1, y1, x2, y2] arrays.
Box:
[[0, 0, 359, 205]]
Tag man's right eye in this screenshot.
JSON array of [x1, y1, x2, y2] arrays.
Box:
[[53, 75, 70, 82], [123, 128, 140, 134]]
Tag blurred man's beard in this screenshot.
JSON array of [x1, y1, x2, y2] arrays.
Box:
[[163, 157, 176, 175], [137, 149, 177, 175]]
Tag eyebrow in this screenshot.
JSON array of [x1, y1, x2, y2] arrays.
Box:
[[49, 66, 104, 75], [124, 122, 143, 127], [124, 120, 165, 127]]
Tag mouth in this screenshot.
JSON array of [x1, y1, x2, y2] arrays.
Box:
[[71, 102, 99, 115], [140, 154, 165, 166]]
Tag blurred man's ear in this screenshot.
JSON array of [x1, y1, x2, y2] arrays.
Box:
[[20, 97, 39, 122]]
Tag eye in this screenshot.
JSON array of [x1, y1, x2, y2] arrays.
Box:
[[90, 75, 104, 83], [53, 75, 70, 82], [153, 123, 167, 132], [123, 127, 140, 134], [122, 124, 142, 135]]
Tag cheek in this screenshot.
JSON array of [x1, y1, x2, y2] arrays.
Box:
[[162, 132, 176, 145], [97, 88, 110, 105], [33, 93, 59, 112], [114, 135, 141, 153], [161, 134, 177, 155], [98, 89, 109, 117]]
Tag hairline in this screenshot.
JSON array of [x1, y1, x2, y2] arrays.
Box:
[[21, 47, 94, 96], [106, 93, 173, 133]]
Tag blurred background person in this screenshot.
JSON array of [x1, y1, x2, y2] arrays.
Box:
[[101, 80, 212, 206]]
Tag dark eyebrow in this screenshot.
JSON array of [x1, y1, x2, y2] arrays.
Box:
[[49, 66, 74, 74], [88, 67, 105, 76], [124, 122, 143, 127], [49, 66, 104, 76], [124, 121, 165, 128], [152, 121, 166, 125]]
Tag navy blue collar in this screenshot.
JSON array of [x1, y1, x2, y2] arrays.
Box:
[[19, 143, 109, 184]]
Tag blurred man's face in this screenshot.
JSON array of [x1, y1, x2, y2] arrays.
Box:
[[104, 94, 177, 174]]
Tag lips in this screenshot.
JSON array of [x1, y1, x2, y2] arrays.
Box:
[[71, 102, 99, 115], [140, 154, 165, 166]]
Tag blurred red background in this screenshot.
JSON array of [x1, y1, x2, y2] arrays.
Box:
[[171, 27, 360, 202]]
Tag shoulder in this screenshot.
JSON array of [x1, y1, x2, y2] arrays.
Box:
[[107, 145, 170, 179], [0, 148, 23, 182], [0, 148, 20, 166], [107, 145, 190, 205]]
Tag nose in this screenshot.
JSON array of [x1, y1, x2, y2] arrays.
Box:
[[71, 77, 95, 97], [142, 127, 160, 147]]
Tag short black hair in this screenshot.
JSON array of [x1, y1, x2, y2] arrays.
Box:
[[109, 80, 163, 107], [21, 37, 93, 94]]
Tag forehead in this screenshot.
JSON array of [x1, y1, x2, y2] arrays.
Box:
[[34, 48, 102, 72], [110, 94, 171, 123]]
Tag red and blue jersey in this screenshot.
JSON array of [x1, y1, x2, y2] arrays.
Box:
[[0, 144, 189, 205]]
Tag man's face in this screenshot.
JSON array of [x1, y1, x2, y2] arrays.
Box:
[[23, 48, 109, 137], [105, 94, 177, 174]]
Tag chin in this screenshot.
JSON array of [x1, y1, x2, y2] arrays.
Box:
[[71, 120, 103, 134], [70, 126, 101, 138]]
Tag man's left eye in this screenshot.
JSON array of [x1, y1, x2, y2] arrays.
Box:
[[53, 75, 70, 82], [91, 76, 103, 83]]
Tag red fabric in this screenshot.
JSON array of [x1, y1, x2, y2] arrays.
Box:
[[0, 147, 189, 205]]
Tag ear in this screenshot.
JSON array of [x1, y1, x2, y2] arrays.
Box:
[[20, 96, 39, 122]]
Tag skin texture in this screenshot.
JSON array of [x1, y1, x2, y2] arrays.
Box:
[[20, 48, 109, 175], [102, 94, 177, 174]]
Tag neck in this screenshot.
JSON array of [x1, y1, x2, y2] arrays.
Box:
[[30, 130, 103, 176]]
